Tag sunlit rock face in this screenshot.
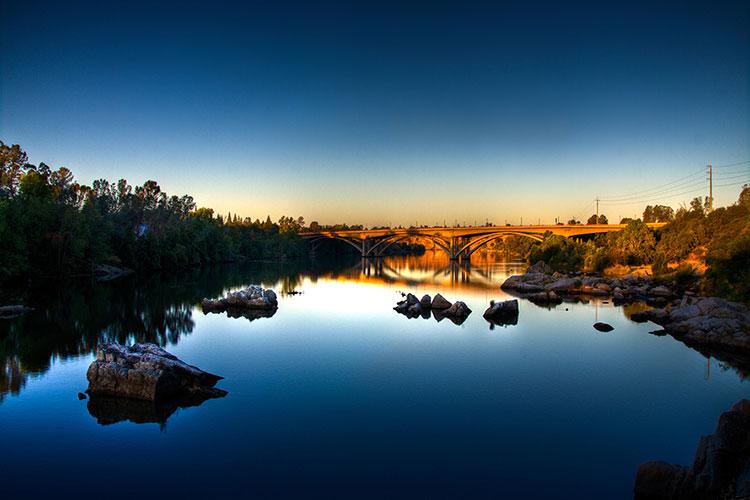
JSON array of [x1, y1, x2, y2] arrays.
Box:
[[86, 343, 227, 402]]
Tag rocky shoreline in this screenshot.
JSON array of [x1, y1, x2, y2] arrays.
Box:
[[501, 261, 750, 357], [635, 399, 750, 500]]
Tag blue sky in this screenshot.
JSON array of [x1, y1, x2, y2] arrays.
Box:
[[1, 1, 748, 225]]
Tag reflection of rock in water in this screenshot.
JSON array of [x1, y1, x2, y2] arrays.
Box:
[[223, 307, 277, 321], [87, 393, 224, 427]]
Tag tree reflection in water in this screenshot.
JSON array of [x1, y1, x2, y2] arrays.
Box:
[[0, 257, 354, 403]]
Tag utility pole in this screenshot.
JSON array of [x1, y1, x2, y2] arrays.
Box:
[[708, 162, 713, 212], [595, 197, 600, 223]]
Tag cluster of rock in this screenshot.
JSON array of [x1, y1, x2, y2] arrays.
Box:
[[631, 296, 750, 354], [482, 299, 519, 326], [86, 343, 227, 403], [201, 285, 278, 315], [635, 399, 750, 499], [0, 305, 33, 320], [394, 293, 472, 324], [501, 261, 687, 307]]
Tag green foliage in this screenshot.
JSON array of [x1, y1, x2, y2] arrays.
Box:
[[527, 233, 585, 273], [643, 205, 674, 223], [0, 143, 309, 281]]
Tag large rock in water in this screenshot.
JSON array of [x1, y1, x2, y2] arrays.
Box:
[[87, 343, 227, 402], [202, 285, 278, 313], [635, 399, 750, 499], [431, 293, 452, 310], [483, 299, 519, 325]]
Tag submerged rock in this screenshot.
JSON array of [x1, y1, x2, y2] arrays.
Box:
[[593, 322, 614, 332], [86, 343, 227, 402], [635, 399, 750, 500], [202, 285, 278, 314]]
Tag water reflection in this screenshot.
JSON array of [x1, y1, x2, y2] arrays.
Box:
[[1, 253, 748, 405], [0, 258, 353, 402]]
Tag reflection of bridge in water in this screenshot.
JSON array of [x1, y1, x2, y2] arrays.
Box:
[[301, 224, 666, 260], [348, 256, 526, 290]]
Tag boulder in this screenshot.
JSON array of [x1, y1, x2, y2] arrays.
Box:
[[393, 301, 409, 314], [483, 299, 519, 326], [545, 277, 582, 293], [527, 291, 563, 305], [431, 293, 452, 310], [635, 399, 750, 500], [86, 343, 227, 402], [202, 285, 279, 314], [405, 293, 420, 305], [656, 297, 750, 353], [444, 301, 472, 318], [420, 294, 432, 308]]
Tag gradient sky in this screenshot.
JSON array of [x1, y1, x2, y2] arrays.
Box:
[[1, 1, 748, 226]]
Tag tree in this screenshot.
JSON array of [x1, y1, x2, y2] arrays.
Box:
[[643, 205, 674, 223], [0, 141, 30, 198], [587, 214, 608, 224]]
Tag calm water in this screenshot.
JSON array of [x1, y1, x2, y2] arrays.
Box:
[[1, 253, 748, 499]]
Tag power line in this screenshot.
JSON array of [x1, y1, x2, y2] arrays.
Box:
[[599, 169, 705, 201], [714, 181, 750, 188], [713, 160, 750, 169], [599, 186, 706, 206], [599, 178, 706, 202]]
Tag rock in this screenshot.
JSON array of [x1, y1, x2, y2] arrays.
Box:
[[526, 261, 553, 274], [527, 291, 563, 305], [86, 343, 227, 402], [545, 277, 582, 293], [444, 301, 472, 318], [0, 305, 33, 319], [483, 299, 519, 326], [649, 285, 673, 297], [420, 294, 432, 308], [405, 293, 420, 305], [77, 392, 87, 400], [593, 322, 614, 332], [202, 285, 279, 314], [635, 399, 750, 500], [431, 293, 452, 310], [407, 302, 423, 316], [658, 297, 750, 353], [393, 301, 409, 314]]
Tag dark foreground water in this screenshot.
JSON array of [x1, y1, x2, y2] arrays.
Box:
[[1, 254, 748, 499]]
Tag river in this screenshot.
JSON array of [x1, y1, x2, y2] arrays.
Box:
[[0, 253, 747, 498]]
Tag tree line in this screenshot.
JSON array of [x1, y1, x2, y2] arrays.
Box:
[[525, 189, 750, 301], [0, 142, 310, 281]]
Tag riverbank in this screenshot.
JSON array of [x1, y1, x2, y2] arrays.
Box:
[[501, 261, 750, 363]]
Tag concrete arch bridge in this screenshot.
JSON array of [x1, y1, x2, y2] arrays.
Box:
[[300, 223, 666, 261]]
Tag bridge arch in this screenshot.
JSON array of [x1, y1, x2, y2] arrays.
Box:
[[367, 233, 452, 257], [457, 232, 544, 260]]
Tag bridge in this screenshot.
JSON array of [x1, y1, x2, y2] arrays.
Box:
[[300, 223, 667, 261]]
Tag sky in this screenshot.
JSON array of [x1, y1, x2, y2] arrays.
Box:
[[1, 0, 748, 226]]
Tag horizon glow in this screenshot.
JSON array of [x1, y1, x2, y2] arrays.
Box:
[[1, 1, 748, 226]]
